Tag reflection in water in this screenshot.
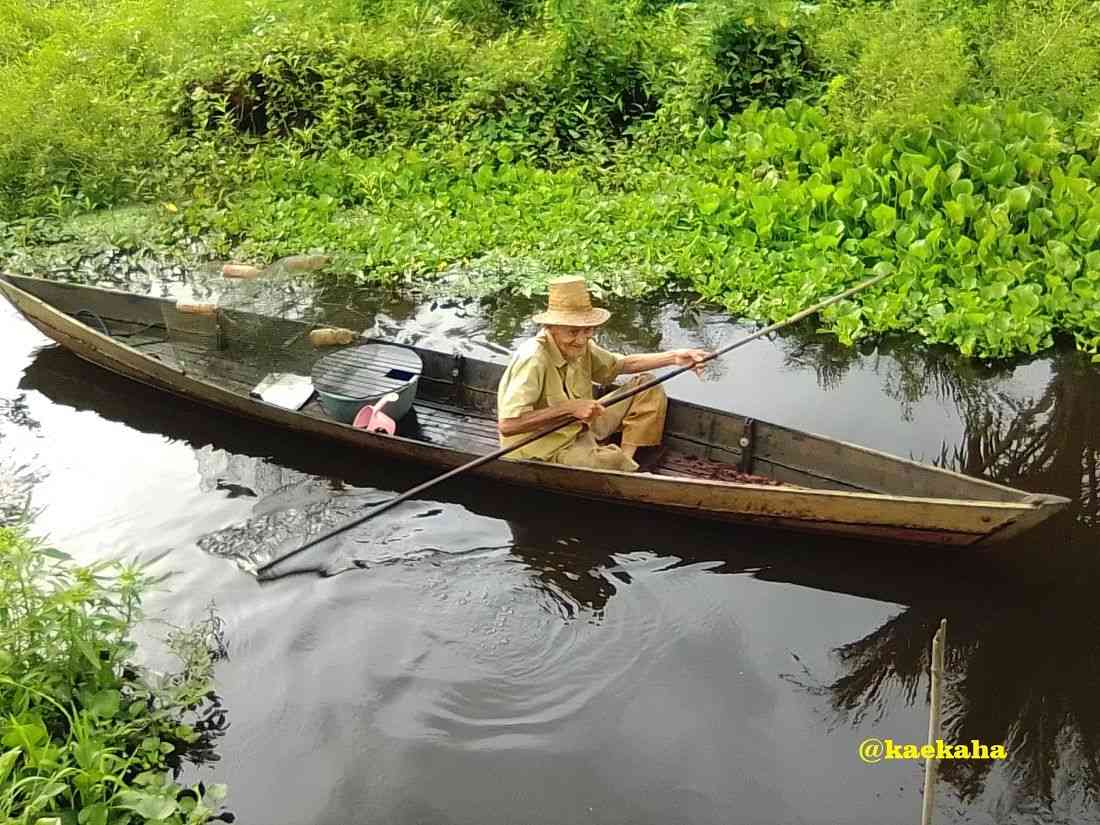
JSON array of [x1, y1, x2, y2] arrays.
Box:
[[803, 348, 1100, 819], [191, 444, 522, 576], [819, 595, 1100, 819], [0, 455, 39, 525], [188, 438, 717, 759], [941, 353, 1099, 534], [780, 324, 1003, 424], [0, 391, 45, 524], [192, 446, 377, 572], [781, 325, 865, 393], [506, 519, 624, 620], [0, 392, 41, 432]]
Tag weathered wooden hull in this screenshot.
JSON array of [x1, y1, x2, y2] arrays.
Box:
[[0, 273, 1070, 546]]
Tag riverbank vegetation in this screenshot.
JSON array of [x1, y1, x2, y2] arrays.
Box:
[[1, 0, 1100, 359], [0, 522, 230, 824]]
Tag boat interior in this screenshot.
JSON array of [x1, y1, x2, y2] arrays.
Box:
[[5, 274, 1034, 504]]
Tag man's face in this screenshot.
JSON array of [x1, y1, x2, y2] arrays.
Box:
[[547, 325, 597, 361]]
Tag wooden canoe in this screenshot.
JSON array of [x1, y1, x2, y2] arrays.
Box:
[[0, 272, 1070, 546]]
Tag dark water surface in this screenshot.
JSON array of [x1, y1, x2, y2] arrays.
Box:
[[1, 271, 1098, 825]]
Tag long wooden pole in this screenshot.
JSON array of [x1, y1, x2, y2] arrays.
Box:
[[254, 271, 892, 580], [921, 618, 947, 825]]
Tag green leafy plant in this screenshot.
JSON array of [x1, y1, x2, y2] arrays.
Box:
[[444, 0, 538, 35], [0, 524, 231, 824], [814, 0, 972, 133], [982, 0, 1100, 118], [707, 14, 819, 115]]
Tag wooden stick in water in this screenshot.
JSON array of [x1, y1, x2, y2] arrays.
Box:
[[921, 618, 947, 825], [254, 270, 893, 580]]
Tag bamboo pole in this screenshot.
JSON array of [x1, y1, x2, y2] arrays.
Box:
[[920, 618, 947, 825]]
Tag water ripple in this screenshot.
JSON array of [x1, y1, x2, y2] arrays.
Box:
[[373, 552, 678, 752]]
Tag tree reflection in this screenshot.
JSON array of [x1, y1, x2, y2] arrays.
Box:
[[504, 513, 640, 620], [0, 393, 41, 432], [778, 325, 1000, 421], [0, 392, 44, 524], [825, 595, 1100, 812], [780, 324, 864, 393], [814, 347, 1100, 814], [937, 354, 1100, 534]]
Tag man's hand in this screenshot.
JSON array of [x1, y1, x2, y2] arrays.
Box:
[[619, 349, 715, 378], [565, 399, 605, 422], [498, 398, 606, 437], [670, 348, 712, 377]]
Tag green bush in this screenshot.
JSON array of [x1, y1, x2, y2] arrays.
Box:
[[548, 4, 665, 146], [811, 0, 1100, 128], [0, 0, 364, 217], [676, 102, 1100, 359], [444, 0, 540, 35], [442, 7, 668, 163], [981, 0, 1100, 118], [814, 0, 972, 133], [0, 48, 163, 217], [0, 524, 230, 824], [707, 15, 820, 115], [630, 0, 689, 18], [171, 24, 473, 149]]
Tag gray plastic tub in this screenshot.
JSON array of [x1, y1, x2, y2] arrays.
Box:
[[311, 343, 423, 424]]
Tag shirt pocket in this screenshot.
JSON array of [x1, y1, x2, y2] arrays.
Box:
[[564, 361, 594, 400], [543, 364, 571, 405]]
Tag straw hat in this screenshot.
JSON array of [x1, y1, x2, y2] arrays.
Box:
[[531, 276, 611, 327]]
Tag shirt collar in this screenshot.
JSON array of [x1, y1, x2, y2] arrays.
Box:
[[538, 328, 568, 369]]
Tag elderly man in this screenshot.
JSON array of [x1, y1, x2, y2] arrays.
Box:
[[497, 276, 710, 473]]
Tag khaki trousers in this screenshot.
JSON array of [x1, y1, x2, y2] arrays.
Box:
[[549, 374, 668, 473]]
